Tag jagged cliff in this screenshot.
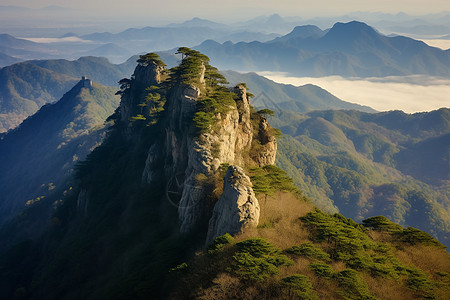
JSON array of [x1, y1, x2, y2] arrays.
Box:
[[112, 49, 277, 241]]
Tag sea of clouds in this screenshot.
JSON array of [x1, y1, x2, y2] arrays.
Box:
[[259, 72, 450, 113]]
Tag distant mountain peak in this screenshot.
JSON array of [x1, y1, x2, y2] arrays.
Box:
[[169, 17, 226, 28], [327, 20, 380, 37], [282, 25, 324, 40], [267, 13, 283, 22]]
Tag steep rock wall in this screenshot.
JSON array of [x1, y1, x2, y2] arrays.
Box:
[[116, 53, 277, 236], [205, 165, 260, 245]]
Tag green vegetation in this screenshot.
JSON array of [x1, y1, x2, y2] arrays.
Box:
[[137, 53, 167, 67], [208, 233, 234, 254], [396, 227, 445, 247], [362, 216, 403, 232], [282, 274, 318, 300], [170, 189, 448, 299], [274, 108, 450, 247], [257, 108, 275, 117], [231, 238, 293, 281], [406, 267, 437, 299], [335, 269, 376, 300], [129, 114, 146, 121], [300, 209, 407, 279], [286, 243, 331, 262], [250, 165, 301, 199], [309, 262, 334, 278], [171, 48, 210, 86], [169, 262, 188, 274]]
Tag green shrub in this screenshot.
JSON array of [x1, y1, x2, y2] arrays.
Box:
[[232, 252, 279, 281], [137, 52, 166, 67], [362, 216, 403, 232], [282, 274, 318, 300], [335, 269, 376, 300], [257, 109, 275, 117], [310, 262, 334, 278], [345, 252, 400, 278], [406, 267, 437, 299], [231, 238, 293, 281], [300, 209, 368, 258], [208, 233, 234, 254], [396, 227, 445, 248], [250, 165, 301, 198], [169, 262, 188, 273], [236, 238, 280, 256], [300, 209, 406, 279], [286, 243, 331, 262], [192, 111, 214, 131], [129, 114, 146, 121]]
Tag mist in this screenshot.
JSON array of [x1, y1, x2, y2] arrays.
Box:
[[259, 73, 450, 113]]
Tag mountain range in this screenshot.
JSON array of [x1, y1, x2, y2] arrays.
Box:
[[196, 21, 450, 77], [0, 21, 280, 66], [0, 54, 378, 133], [2, 16, 449, 70]]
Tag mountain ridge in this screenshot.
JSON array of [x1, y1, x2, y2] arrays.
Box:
[[196, 21, 450, 77], [0, 78, 120, 225]]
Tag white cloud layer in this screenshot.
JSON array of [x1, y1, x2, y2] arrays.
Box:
[[259, 73, 450, 113], [420, 39, 450, 50], [22, 37, 94, 43]]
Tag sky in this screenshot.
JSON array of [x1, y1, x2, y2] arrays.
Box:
[[2, 0, 450, 24]]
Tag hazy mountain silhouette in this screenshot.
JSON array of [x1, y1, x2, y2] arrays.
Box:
[[196, 21, 450, 77]]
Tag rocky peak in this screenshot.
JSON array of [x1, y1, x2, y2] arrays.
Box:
[[117, 53, 168, 124], [206, 165, 260, 245], [134, 53, 167, 85], [116, 49, 277, 239], [133, 61, 165, 86], [255, 117, 277, 166]]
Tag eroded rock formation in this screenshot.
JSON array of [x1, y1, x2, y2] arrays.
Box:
[[112, 50, 277, 240], [205, 165, 260, 245]]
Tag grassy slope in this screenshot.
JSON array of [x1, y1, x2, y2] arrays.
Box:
[[170, 191, 450, 299]]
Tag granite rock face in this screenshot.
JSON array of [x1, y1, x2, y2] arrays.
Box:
[[255, 118, 277, 166], [206, 165, 260, 245], [116, 55, 276, 237], [119, 60, 165, 124]]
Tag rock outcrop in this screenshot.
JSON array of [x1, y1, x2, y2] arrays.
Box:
[[169, 82, 256, 232], [255, 118, 277, 166], [119, 60, 165, 123], [206, 165, 260, 245], [115, 50, 277, 239]]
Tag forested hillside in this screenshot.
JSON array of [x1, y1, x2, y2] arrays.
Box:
[[273, 109, 450, 246]]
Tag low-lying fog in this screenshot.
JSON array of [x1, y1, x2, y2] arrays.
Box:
[[259, 72, 450, 113]]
